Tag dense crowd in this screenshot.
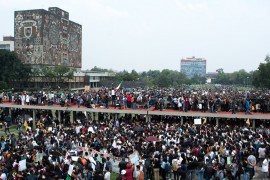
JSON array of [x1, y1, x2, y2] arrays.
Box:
[[1, 86, 270, 114], [0, 107, 269, 180], [0, 86, 270, 180]]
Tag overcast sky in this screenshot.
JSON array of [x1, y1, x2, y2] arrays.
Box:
[[1, 0, 270, 73]]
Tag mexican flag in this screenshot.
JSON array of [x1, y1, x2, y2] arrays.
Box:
[[114, 81, 122, 91]]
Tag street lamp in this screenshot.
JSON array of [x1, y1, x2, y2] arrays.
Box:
[[247, 77, 249, 88]]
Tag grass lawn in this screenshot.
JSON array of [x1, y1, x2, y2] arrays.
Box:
[[0, 125, 20, 137]]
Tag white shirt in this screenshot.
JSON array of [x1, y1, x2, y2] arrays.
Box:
[[258, 147, 266, 158], [135, 170, 140, 179], [104, 171, 111, 180], [64, 159, 70, 165], [75, 126, 81, 134], [262, 158, 270, 172], [111, 90, 115, 96], [0, 173, 7, 180], [26, 95, 30, 102]]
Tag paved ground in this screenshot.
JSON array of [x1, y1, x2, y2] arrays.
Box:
[[1, 101, 270, 121], [252, 166, 270, 180]]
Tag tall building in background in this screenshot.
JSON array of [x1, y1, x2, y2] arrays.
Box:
[[180, 56, 206, 78], [0, 36, 14, 51], [14, 7, 82, 69]]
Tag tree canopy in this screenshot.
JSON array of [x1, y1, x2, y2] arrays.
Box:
[[114, 69, 190, 88], [90, 66, 114, 72], [38, 66, 75, 88], [252, 55, 270, 88], [0, 50, 32, 87], [2, 49, 270, 89], [213, 69, 250, 85]]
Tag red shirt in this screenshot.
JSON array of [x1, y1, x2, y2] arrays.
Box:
[[81, 127, 86, 134], [125, 167, 134, 180], [127, 95, 132, 102]]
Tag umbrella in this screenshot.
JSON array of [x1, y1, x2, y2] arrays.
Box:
[[146, 136, 160, 142], [134, 126, 144, 132]]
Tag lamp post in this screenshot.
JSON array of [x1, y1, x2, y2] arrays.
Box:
[[247, 77, 249, 88]]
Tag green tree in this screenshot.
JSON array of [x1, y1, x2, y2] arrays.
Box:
[[130, 69, 139, 80], [0, 81, 8, 90], [15, 64, 33, 87], [0, 50, 33, 88], [114, 70, 138, 81], [154, 69, 188, 87], [90, 66, 114, 72], [114, 69, 189, 88], [190, 74, 206, 84], [146, 70, 161, 87], [253, 55, 270, 88], [213, 68, 230, 84], [216, 68, 224, 74], [53, 66, 75, 85], [229, 69, 249, 85], [39, 66, 75, 88]]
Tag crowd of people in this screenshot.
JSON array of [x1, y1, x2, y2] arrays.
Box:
[[0, 106, 269, 180], [1, 86, 270, 114], [0, 86, 270, 180]]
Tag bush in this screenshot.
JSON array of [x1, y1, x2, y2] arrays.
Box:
[[0, 81, 8, 90]]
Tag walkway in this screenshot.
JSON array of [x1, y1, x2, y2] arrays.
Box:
[[1, 101, 270, 120]]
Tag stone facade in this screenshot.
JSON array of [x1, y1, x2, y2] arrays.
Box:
[[14, 7, 82, 68]]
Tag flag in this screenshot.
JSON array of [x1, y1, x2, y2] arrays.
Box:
[[37, 120, 41, 127], [203, 118, 207, 124], [114, 81, 123, 91], [246, 118, 250, 127], [24, 120, 28, 129]]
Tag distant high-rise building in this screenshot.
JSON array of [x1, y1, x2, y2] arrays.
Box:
[[180, 56, 207, 78], [0, 36, 14, 51], [14, 7, 82, 69]]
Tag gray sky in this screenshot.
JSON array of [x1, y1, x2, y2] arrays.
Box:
[[1, 0, 270, 73]]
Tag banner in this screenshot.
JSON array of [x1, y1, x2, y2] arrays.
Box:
[[19, 159, 26, 171], [78, 147, 139, 173], [85, 86, 90, 92], [194, 118, 201, 125]]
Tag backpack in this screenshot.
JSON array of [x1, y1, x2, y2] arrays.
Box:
[[165, 162, 171, 172], [180, 164, 187, 172], [205, 164, 213, 176], [106, 161, 112, 171], [87, 171, 93, 180], [145, 158, 151, 169], [139, 170, 144, 180], [95, 161, 101, 171]]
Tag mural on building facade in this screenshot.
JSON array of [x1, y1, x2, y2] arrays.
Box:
[[14, 7, 82, 68]]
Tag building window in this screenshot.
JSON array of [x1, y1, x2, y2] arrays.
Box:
[[0, 44, 10, 50]]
